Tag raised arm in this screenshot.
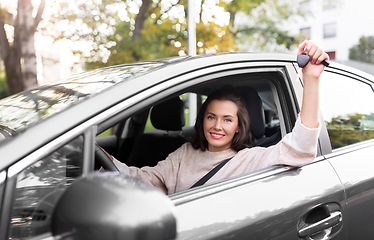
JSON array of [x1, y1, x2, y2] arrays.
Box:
[[297, 40, 330, 128]]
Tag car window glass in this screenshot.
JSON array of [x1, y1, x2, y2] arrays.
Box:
[[144, 93, 195, 132], [8, 136, 84, 239], [320, 72, 374, 150]]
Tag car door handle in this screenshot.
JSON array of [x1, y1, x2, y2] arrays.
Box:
[[298, 211, 342, 238]]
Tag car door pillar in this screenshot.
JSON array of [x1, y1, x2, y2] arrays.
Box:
[[83, 126, 97, 175]]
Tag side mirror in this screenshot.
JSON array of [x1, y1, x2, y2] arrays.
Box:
[[52, 172, 177, 240]]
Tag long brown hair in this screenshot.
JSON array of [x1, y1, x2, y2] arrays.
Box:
[[190, 86, 255, 152]]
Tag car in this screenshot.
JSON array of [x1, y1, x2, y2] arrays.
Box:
[[0, 52, 374, 240]]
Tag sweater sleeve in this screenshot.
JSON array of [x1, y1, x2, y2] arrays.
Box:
[[274, 114, 321, 166], [113, 159, 171, 194], [113, 144, 186, 194], [236, 114, 321, 171]]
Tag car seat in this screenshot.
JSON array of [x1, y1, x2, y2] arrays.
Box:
[[125, 96, 187, 168], [236, 87, 281, 147], [264, 109, 280, 137]]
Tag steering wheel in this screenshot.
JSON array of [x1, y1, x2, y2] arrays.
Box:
[[94, 144, 119, 172]]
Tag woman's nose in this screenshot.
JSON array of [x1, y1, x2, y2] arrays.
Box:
[[214, 120, 222, 130]]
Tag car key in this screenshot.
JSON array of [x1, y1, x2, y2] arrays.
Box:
[[297, 53, 329, 68]]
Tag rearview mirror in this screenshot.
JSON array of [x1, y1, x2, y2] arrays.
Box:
[[52, 172, 177, 240]]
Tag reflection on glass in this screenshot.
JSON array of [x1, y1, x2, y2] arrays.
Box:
[[320, 72, 374, 150], [0, 63, 163, 140], [325, 113, 374, 149], [8, 136, 83, 239]]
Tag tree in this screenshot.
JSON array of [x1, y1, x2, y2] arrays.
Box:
[[349, 36, 374, 64], [224, 0, 305, 51], [56, 0, 305, 70], [0, 0, 46, 95]]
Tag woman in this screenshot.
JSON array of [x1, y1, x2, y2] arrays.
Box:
[[112, 40, 329, 195]]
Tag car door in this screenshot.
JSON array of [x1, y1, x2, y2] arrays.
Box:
[[318, 67, 374, 239], [170, 159, 345, 239], [166, 63, 347, 239]]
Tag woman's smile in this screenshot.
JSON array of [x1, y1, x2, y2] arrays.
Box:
[[210, 132, 225, 139]]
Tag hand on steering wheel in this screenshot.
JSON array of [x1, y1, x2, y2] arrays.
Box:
[[95, 143, 119, 172]]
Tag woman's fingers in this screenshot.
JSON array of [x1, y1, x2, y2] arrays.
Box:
[[298, 40, 329, 66], [311, 48, 323, 64], [297, 40, 308, 55], [316, 52, 330, 65]]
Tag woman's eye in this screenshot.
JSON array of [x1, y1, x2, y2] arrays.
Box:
[[207, 116, 214, 120], [224, 119, 232, 123]]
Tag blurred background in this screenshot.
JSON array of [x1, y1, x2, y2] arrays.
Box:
[[0, 0, 373, 98]]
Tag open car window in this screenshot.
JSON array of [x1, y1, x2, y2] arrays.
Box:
[[96, 70, 295, 181]]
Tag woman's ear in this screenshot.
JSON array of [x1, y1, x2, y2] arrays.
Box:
[[236, 126, 239, 133]]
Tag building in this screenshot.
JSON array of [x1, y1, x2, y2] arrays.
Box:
[[285, 0, 374, 74]]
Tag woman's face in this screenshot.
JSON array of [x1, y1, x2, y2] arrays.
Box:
[[203, 100, 239, 152]]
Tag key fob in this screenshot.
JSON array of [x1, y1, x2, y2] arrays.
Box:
[[297, 53, 329, 68]]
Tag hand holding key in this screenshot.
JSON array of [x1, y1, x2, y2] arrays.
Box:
[[297, 40, 330, 80]]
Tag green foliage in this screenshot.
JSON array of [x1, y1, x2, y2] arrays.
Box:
[[196, 22, 236, 54], [329, 113, 365, 128], [327, 129, 374, 149], [326, 113, 374, 149], [108, 19, 184, 65], [349, 36, 374, 64], [56, 0, 306, 70], [232, 0, 305, 51], [0, 69, 7, 99], [86, 13, 236, 68]]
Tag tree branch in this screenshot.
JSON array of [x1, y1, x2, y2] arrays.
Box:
[[34, 0, 46, 29], [133, 0, 151, 39], [199, 0, 205, 23], [153, 0, 182, 25], [229, 11, 236, 27]]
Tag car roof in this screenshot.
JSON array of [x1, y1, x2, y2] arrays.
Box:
[[0, 52, 299, 170]]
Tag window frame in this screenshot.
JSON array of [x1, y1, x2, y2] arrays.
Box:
[[97, 62, 313, 196], [323, 22, 337, 38], [319, 67, 374, 156], [99, 65, 300, 142]]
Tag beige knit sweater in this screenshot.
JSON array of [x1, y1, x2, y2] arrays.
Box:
[[114, 116, 320, 194]]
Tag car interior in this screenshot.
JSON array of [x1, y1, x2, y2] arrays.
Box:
[[96, 72, 289, 169]]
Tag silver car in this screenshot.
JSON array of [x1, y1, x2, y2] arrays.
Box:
[[0, 53, 374, 240]]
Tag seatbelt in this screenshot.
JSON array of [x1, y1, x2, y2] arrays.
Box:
[[190, 156, 233, 189]]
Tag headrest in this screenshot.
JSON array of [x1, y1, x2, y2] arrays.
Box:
[[236, 87, 265, 139], [264, 109, 277, 124], [151, 97, 185, 131]]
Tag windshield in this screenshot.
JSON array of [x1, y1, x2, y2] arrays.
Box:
[[0, 63, 163, 139]]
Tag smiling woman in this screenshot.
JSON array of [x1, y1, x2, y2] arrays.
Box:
[[194, 86, 252, 152]]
